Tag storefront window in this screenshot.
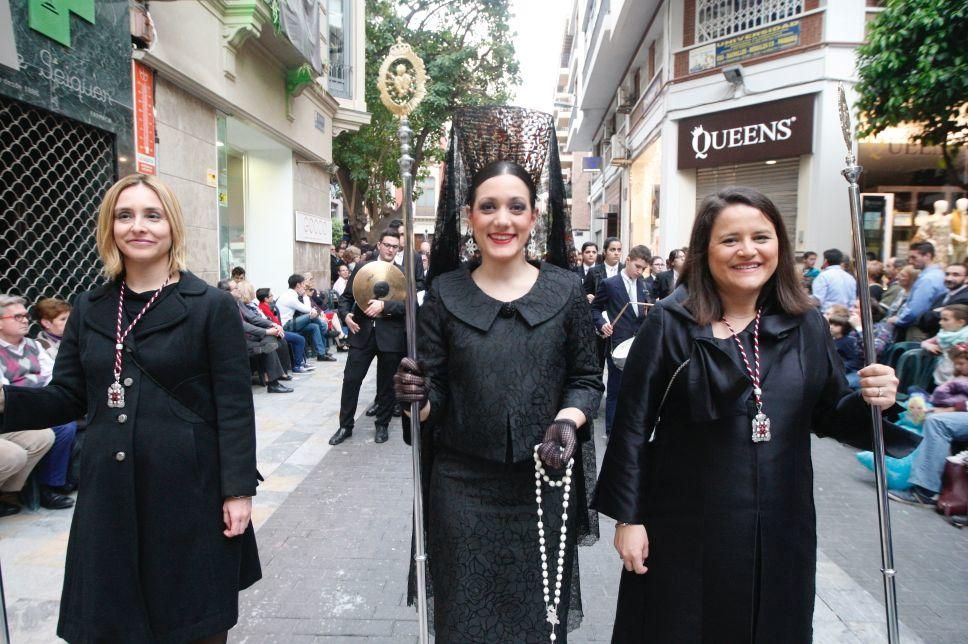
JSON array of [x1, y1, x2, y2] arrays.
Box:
[[216, 113, 246, 278]]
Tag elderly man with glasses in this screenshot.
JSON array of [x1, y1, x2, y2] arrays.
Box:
[[329, 230, 409, 445], [0, 295, 75, 515]]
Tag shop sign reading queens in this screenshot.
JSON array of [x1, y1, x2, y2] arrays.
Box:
[[677, 94, 814, 169]]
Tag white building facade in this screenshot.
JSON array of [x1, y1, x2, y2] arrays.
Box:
[[134, 0, 369, 288], [566, 0, 940, 261]]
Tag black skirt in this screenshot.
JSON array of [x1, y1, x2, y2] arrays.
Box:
[[428, 448, 581, 644]]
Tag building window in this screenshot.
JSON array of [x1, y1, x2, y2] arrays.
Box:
[[328, 0, 351, 98], [416, 178, 437, 209], [696, 0, 803, 43]]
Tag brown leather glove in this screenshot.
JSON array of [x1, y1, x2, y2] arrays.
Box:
[[538, 419, 578, 469], [394, 357, 429, 405]]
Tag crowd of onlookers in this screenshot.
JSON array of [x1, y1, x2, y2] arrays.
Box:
[[802, 243, 968, 521]]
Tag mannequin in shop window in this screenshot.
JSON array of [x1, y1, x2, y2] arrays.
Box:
[[952, 198, 968, 263], [912, 200, 953, 266]]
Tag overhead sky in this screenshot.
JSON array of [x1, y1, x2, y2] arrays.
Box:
[[509, 0, 572, 114]]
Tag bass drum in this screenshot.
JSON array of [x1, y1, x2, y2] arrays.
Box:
[[611, 338, 635, 371]]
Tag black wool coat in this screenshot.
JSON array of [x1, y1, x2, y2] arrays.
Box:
[[1, 272, 261, 643], [593, 287, 919, 644]]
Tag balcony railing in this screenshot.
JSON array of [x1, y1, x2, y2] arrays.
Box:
[[329, 63, 352, 98]]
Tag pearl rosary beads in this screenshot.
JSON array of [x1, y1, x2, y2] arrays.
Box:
[[533, 445, 573, 643]]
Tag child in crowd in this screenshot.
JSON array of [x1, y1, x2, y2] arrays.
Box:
[[829, 315, 863, 388], [929, 344, 968, 410], [921, 304, 968, 385]]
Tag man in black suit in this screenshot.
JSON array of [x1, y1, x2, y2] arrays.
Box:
[[329, 230, 408, 445], [591, 245, 653, 436], [654, 248, 686, 300], [573, 241, 599, 301], [917, 261, 968, 336]]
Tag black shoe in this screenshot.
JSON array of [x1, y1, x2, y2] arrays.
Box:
[[0, 501, 20, 517], [393, 403, 402, 418], [39, 488, 74, 510], [49, 482, 77, 494], [278, 374, 293, 381], [318, 353, 337, 362], [888, 486, 936, 508], [365, 402, 379, 417], [329, 427, 353, 445], [374, 424, 389, 443], [267, 382, 294, 394]]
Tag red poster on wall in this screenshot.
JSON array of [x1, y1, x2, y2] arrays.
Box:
[[132, 61, 156, 175]]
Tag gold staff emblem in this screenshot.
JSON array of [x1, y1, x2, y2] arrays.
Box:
[[377, 38, 429, 117]]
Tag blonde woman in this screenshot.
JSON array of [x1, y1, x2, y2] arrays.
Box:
[[0, 174, 261, 643]]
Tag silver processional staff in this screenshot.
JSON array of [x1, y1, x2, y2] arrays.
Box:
[[376, 37, 431, 644]]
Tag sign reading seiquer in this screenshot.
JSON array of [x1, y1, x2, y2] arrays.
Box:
[[677, 94, 815, 169]]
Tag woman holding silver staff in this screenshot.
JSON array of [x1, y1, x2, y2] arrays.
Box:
[[593, 186, 920, 643], [393, 106, 603, 643]]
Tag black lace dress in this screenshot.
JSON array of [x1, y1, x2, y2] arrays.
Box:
[[407, 262, 603, 643]]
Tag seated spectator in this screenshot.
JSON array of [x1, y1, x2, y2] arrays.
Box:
[[874, 265, 919, 356], [889, 346, 968, 507], [33, 297, 84, 492], [217, 280, 293, 394], [33, 297, 72, 359], [920, 304, 968, 385], [276, 274, 335, 362], [916, 261, 968, 337], [890, 241, 946, 342], [342, 246, 361, 275], [256, 287, 314, 374], [929, 345, 968, 409], [332, 264, 351, 297], [829, 315, 863, 388], [867, 261, 885, 321], [0, 295, 75, 510]]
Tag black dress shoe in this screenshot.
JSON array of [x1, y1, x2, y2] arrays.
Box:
[[365, 401, 379, 417], [374, 424, 389, 443], [0, 501, 20, 517], [49, 482, 77, 494], [318, 353, 337, 362], [267, 382, 294, 394], [329, 427, 353, 445], [278, 374, 293, 381], [39, 489, 74, 510]]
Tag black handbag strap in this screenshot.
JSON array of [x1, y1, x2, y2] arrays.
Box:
[[648, 359, 690, 443]]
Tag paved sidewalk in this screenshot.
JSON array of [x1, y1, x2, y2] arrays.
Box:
[[2, 353, 963, 642]]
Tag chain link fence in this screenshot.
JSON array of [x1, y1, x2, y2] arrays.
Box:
[[0, 96, 115, 326]]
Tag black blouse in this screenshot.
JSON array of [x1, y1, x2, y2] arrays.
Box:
[[419, 262, 604, 463]]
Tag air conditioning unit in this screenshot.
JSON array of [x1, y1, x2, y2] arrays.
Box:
[[616, 86, 634, 114], [609, 134, 630, 166], [603, 122, 615, 139]]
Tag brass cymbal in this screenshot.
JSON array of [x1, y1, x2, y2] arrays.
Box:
[[352, 261, 407, 309]]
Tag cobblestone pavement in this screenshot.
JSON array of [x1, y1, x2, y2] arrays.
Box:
[[1, 353, 964, 642]]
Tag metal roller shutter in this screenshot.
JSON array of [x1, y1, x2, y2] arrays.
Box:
[[696, 157, 799, 241]]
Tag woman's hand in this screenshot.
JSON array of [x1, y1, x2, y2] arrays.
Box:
[[614, 524, 649, 574], [394, 358, 429, 405], [858, 364, 899, 410], [538, 419, 578, 469], [223, 496, 252, 538]]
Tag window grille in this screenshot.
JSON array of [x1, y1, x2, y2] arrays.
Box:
[[696, 0, 803, 43], [0, 97, 114, 322]]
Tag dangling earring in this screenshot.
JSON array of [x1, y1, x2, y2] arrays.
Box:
[[465, 234, 478, 255], [527, 231, 537, 258]]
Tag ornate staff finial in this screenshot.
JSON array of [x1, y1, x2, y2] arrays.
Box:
[[377, 39, 429, 117], [837, 83, 855, 156]]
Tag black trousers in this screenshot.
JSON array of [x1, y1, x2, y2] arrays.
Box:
[[339, 332, 403, 429]]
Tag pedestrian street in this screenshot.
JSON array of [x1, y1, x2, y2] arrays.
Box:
[[0, 354, 963, 643]]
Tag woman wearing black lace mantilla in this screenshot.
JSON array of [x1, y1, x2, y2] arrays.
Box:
[[393, 106, 603, 643]]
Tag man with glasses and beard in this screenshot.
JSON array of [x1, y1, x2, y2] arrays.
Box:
[[329, 230, 408, 445]]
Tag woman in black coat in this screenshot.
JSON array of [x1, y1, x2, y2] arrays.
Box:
[[395, 160, 603, 643], [593, 187, 919, 643], [0, 174, 260, 643]]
